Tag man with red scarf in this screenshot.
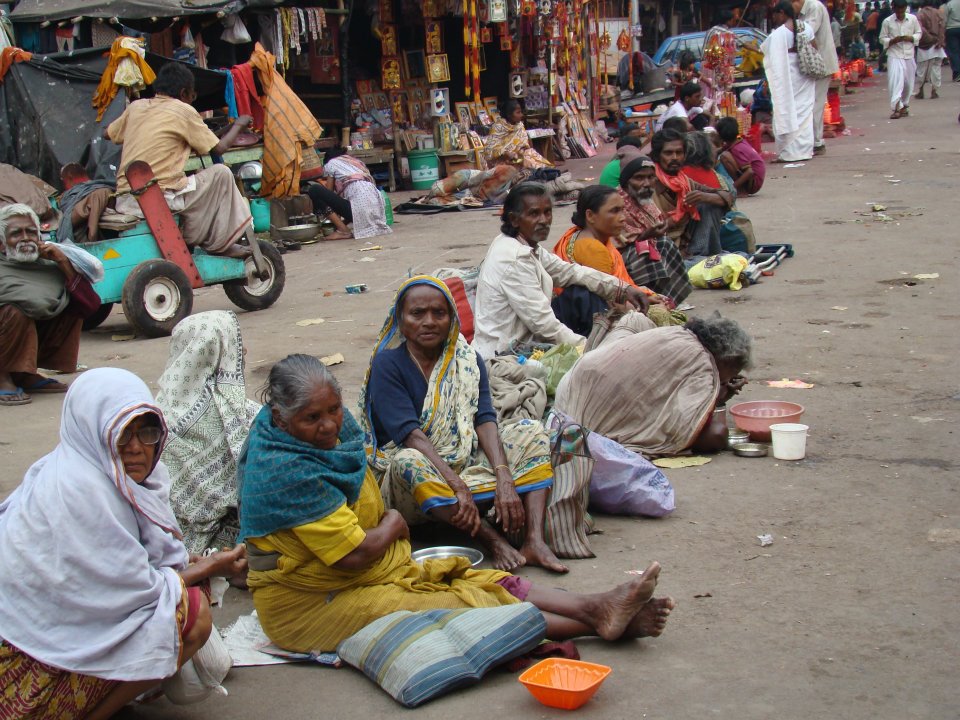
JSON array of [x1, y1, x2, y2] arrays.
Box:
[[650, 128, 733, 262]]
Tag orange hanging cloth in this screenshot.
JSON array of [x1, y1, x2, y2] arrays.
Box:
[[92, 37, 156, 121], [0, 48, 32, 84], [248, 43, 323, 198]]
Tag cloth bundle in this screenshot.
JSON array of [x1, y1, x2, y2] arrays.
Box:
[[93, 37, 156, 121], [484, 356, 548, 423]]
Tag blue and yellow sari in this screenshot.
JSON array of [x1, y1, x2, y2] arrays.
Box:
[[357, 276, 553, 520]]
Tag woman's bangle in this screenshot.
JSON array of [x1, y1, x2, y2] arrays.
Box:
[[494, 464, 510, 473]]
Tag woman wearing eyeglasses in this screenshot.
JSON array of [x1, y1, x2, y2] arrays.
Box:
[[0, 368, 245, 718]]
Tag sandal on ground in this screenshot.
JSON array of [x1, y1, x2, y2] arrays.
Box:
[[899, 106, 909, 116], [889, 109, 902, 119], [0, 388, 32, 406], [22, 377, 68, 394]]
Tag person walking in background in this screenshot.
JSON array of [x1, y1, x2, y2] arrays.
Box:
[[943, 0, 960, 80], [914, 0, 947, 97], [865, 2, 881, 51], [761, 1, 817, 162], [794, 0, 840, 156], [877, 0, 893, 68], [879, 0, 922, 118]]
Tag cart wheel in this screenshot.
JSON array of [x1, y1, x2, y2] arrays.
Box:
[[82, 302, 114, 331], [222, 239, 286, 312], [121, 260, 194, 338]]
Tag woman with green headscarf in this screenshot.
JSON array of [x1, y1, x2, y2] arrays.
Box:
[[238, 352, 675, 653], [359, 276, 566, 573]]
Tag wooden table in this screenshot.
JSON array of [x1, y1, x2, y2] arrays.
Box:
[[437, 150, 483, 177], [348, 148, 396, 192]]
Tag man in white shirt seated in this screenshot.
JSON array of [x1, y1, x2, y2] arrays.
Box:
[[655, 82, 707, 132], [472, 184, 652, 358]]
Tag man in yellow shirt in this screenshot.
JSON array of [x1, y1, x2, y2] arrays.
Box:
[[108, 63, 255, 258]]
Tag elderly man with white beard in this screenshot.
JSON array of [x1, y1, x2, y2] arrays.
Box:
[[0, 204, 101, 406], [615, 156, 693, 306]]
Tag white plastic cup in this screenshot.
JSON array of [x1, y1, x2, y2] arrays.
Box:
[[770, 423, 809, 460]]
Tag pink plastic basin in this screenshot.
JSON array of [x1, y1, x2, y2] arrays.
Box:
[[729, 400, 805, 442]]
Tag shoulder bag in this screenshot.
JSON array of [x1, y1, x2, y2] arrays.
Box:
[[795, 20, 830, 78]]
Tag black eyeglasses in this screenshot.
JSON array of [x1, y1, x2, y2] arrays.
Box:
[[117, 426, 163, 446]]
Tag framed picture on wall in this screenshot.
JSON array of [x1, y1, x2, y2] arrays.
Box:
[[426, 54, 451, 83], [374, 92, 390, 110], [403, 50, 426, 80], [480, 26, 493, 43], [425, 21, 444, 54], [408, 101, 423, 124], [483, 96, 499, 115], [455, 102, 474, 128]]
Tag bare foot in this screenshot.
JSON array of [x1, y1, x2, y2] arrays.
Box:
[[324, 231, 354, 240], [591, 561, 661, 641], [624, 596, 676, 639], [521, 539, 569, 573], [485, 534, 527, 572]]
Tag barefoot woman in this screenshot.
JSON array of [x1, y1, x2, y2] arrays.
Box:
[[241, 354, 675, 653], [0, 369, 245, 718], [360, 276, 565, 572]]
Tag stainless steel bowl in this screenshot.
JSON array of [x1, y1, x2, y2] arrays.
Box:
[[411, 546, 484, 566], [275, 223, 320, 242], [733, 442, 769, 458], [727, 430, 751, 448]]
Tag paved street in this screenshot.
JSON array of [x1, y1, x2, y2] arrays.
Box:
[[2, 73, 958, 719]]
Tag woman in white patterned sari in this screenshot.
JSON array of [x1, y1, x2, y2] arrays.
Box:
[[157, 311, 259, 554], [358, 276, 566, 573]]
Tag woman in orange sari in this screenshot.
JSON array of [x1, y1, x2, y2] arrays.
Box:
[[551, 187, 665, 331]]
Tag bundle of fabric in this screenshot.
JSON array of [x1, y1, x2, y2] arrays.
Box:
[[0, 47, 30, 84], [92, 37, 156, 121], [484, 356, 548, 423], [247, 43, 323, 198]]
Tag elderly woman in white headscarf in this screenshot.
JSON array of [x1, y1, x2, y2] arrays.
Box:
[[0, 368, 245, 718], [157, 311, 260, 555]]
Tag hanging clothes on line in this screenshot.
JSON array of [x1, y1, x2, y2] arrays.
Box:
[[230, 63, 264, 131]]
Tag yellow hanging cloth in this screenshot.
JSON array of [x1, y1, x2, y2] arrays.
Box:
[[92, 37, 156, 121]]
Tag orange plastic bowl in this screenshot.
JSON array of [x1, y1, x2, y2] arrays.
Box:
[[518, 658, 612, 710], [729, 400, 805, 442]]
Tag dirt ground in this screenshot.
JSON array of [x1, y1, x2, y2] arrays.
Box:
[[2, 74, 958, 719]]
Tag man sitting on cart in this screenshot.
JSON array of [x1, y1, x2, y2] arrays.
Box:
[[0, 204, 101, 407], [107, 63, 256, 259]]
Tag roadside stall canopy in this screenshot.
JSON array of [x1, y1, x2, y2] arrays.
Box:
[[9, 0, 246, 23], [0, 48, 228, 189]]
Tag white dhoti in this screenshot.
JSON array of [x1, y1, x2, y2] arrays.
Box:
[[887, 55, 917, 111], [116, 165, 253, 255], [812, 77, 830, 148], [915, 46, 946, 90]]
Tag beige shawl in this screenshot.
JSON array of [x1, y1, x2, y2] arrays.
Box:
[[555, 318, 719, 456]]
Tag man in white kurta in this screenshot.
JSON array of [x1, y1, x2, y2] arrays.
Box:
[[879, 0, 922, 117], [760, 12, 817, 162], [914, 0, 947, 99], [794, 0, 840, 155]]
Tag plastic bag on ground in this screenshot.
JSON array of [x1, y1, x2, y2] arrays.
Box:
[[587, 431, 675, 517], [162, 623, 232, 705]]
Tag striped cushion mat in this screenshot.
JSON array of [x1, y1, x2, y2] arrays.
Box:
[[337, 602, 546, 707]]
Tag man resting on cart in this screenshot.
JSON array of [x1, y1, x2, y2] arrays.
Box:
[[107, 63, 255, 259]]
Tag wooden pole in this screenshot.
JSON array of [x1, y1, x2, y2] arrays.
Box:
[[340, 0, 353, 133]]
